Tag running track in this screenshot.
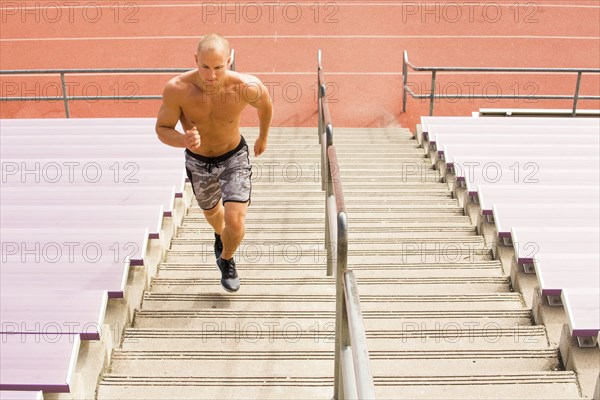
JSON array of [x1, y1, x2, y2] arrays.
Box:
[[1, 1, 599, 129]]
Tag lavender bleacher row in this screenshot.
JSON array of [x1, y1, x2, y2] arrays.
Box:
[[419, 116, 600, 349], [0, 118, 187, 395]]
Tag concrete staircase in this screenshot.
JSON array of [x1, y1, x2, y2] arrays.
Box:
[[96, 127, 583, 399]]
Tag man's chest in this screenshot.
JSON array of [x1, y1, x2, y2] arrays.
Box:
[[182, 90, 246, 122]]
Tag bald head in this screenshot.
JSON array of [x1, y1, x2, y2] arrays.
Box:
[[197, 33, 230, 57]]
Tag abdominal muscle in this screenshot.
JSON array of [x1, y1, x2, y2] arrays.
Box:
[[181, 114, 242, 157]]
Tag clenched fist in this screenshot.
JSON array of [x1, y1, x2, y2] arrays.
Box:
[[185, 126, 201, 151]]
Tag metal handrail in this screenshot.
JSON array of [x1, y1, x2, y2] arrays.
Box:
[[402, 50, 600, 116], [0, 49, 236, 118], [318, 49, 375, 400]]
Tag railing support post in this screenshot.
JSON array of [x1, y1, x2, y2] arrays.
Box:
[[429, 70, 437, 116], [335, 210, 348, 400], [402, 50, 408, 113], [572, 71, 582, 117], [60, 72, 70, 118]]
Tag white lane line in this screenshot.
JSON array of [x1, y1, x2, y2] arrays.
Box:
[[2, 2, 599, 9], [2, 35, 599, 42], [3, 72, 598, 77]]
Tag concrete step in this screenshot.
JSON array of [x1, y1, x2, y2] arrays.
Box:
[[179, 216, 473, 227], [247, 175, 441, 183], [177, 221, 475, 235], [374, 372, 581, 399], [131, 308, 533, 331], [121, 325, 552, 351], [170, 236, 487, 251], [158, 258, 501, 270], [248, 189, 448, 197], [247, 190, 448, 198], [245, 183, 449, 190], [259, 137, 413, 144], [97, 376, 332, 400], [170, 235, 486, 246], [156, 261, 503, 279], [164, 250, 494, 265], [254, 150, 424, 156], [141, 293, 524, 312], [188, 203, 462, 214], [107, 348, 560, 377], [176, 228, 477, 240], [186, 206, 462, 216], [181, 213, 468, 226], [97, 372, 580, 400]]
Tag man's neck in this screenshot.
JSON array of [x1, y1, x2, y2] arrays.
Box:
[[194, 71, 227, 95]]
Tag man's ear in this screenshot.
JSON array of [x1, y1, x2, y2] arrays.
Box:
[[194, 54, 199, 64]]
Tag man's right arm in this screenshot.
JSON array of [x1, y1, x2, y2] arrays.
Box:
[[155, 82, 187, 148]]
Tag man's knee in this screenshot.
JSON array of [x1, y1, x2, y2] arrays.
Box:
[[203, 202, 222, 218], [224, 206, 246, 233]]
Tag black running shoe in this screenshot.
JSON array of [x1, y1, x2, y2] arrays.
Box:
[[217, 257, 240, 292], [214, 233, 223, 260]]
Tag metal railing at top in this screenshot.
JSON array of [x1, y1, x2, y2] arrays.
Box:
[[318, 49, 376, 400], [0, 49, 236, 118], [402, 50, 600, 117]]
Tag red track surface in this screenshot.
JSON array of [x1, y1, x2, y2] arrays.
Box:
[[1, 1, 599, 129]]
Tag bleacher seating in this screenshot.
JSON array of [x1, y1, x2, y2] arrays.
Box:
[[0, 333, 81, 392], [492, 204, 599, 243], [420, 115, 600, 355], [0, 118, 183, 395], [0, 391, 43, 400], [561, 287, 600, 347], [442, 144, 598, 166], [478, 185, 599, 216], [455, 162, 599, 197]]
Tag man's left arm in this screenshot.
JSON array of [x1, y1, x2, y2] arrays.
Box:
[[245, 78, 273, 157]]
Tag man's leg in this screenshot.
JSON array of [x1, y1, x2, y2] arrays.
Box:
[[221, 201, 248, 260], [202, 200, 224, 236]]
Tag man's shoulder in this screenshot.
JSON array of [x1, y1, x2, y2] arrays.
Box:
[[165, 70, 195, 91], [227, 71, 262, 87]]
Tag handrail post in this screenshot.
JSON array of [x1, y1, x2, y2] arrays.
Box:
[[325, 124, 335, 277], [572, 71, 582, 117], [429, 70, 437, 116], [402, 51, 408, 112], [335, 210, 349, 400], [229, 49, 236, 71], [60, 72, 70, 118], [344, 271, 376, 399]]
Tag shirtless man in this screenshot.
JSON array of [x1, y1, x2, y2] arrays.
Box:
[[155, 33, 273, 292]]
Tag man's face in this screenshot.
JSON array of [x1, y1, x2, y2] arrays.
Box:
[[195, 48, 229, 86]]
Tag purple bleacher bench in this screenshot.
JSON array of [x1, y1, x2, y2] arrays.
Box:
[[0, 334, 80, 392], [533, 253, 600, 303], [1, 186, 177, 214], [1, 205, 164, 236], [420, 116, 600, 134], [2, 227, 150, 266], [428, 132, 598, 154], [1, 134, 169, 146], [1, 290, 108, 340], [451, 157, 599, 197], [0, 391, 43, 400], [442, 144, 598, 166], [1, 262, 130, 299], [1, 143, 183, 159], [454, 164, 599, 198], [0, 117, 157, 128], [477, 185, 600, 216], [492, 204, 599, 244], [511, 227, 599, 273], [561, 288, 600, 348]]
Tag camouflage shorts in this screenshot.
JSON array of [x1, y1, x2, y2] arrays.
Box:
[[185, 136, 252, 210]]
